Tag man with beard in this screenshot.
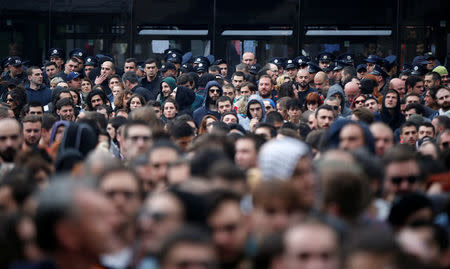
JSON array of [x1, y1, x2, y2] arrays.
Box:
[[193, 81, 222, 126], [296, 69, 316, 105], [56, 98, 75, 121], [380, 89, 405, 131], [21, 115, 42, 152], [257, 75, 276, 102], [435, 87, 450, 117], [0, 118, 21, 166]]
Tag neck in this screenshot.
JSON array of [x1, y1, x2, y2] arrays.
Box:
[[21, 143, 34, 152], [30, 83, 40, 90], [147, 75, 156, 81]]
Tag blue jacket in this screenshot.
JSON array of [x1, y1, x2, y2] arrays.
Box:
[[193, 81, 222, 126], [25, 85, 52, 105]]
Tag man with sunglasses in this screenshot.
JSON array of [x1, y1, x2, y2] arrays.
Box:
[[193, 81, 222, 126], [382, 145, 423, 205]]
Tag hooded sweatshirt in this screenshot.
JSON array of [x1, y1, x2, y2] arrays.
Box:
[[326, 84, 352, 117], [380, 90, 405, 131], [238, 94, 266, 131], [157, 77, 177, 104], [175, 86, 196, 116], [193, 80, 222, 126], [326, 119, 376, 154]]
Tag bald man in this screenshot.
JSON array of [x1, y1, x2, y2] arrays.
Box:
[[389, 78, 406, 98], [314, 71, 329, 94], [242, 52, 256, 67], [0, 118, 22, 163], [344, 81, 360, 105], [370, 122, 394, 157]]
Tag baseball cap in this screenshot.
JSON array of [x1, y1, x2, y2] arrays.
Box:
[[66, 72, 81, 81]]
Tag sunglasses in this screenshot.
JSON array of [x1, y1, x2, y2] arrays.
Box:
[[6, 98, 14, 102], [355, 99, 366, 104], [391, 175, 418, 185], [209, 89, 220, 93]]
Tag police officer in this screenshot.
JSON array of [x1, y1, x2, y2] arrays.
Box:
[[49, 48, 65, 71], [316, 52, 335, 70], [1, 56, 27, 86], [84, 56, 98, 78]]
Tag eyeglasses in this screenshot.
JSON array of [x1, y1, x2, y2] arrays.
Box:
[[209, 89, 220, 93], [391, 175, 419, 185]]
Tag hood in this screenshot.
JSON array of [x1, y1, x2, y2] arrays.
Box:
[[50, 120, 69, 145], [380, 89, 404, 130], [161, 76, 177, 92], [175, 86, 196, 110], [326, 119, 375, 154], [246, 94, 266, 122], [203, 80, 223, 109], [326, 84, 346, 108]]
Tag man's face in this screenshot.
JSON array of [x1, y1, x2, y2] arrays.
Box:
[[223, 114, 238, 125], [232, 76, 244, 89], [325, 100, 341, 116], [254, 127, 272, 140], [84, 66, 94, 77], [145, 62, 158, 78], [50, 56, 64, 69], [124, 125, 152, 160], [235, 138, 257, 170], [28, 106, 43, 116], [319, 61, 330, 70], [0, 120, 21, 162], [222, 88, 235, 101], [364, 99, 379, 113], [418, 126, 434, 139], [405, 108, 417, 120], [436, 88, 450, 110], [248, 103, 263, 120], [401, 126, 418, 145], [101, 61, 115, 77], [208, 86, 221, 102], [208, 200, 248, 263], [410, 81, 424, 95], [286, 68, 298, 79], [161, 243, 217, 269], [296, 70, 309, 88], [406, 95, 420, 105], [384, 93, 398, 109], [339, 124, 365, 151], [242, 52, 256, 66], [100, 171, 141, 228], [153, 106, 162, 118], [57, 105, 75, 121], [22, 121, 41, 146], [258, 77, 272, 98], [384, 160, 421, 198], [240, 86, 251, 96], [441, 73, 449, 86], [314, 76, 327, 91], [218, 63, 228, 77], [29, 68, 43, 86], [149, 147, 179, 184], [90, 94, 104, 109], [124, 62, 136, 73], [218, 101, 232, 115], [45, 65, 58, 79], [424, 75, 438, 90], [439, 132, 450, 151], [344, 86, 359, 104], [370, 125, 394, 157], [65, 60, 79, 74], [174, 136, 194, 153], [316, 109, 334, 129], [284, 225, 339, 269], [68, 77, 82, 90]]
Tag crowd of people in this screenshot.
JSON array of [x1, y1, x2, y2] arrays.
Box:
[[0, 46, 449, 269]]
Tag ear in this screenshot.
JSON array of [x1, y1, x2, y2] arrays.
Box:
[[56, 109, 61, 116]]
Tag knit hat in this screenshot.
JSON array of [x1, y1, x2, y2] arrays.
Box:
[[432, 66, 448, 76], [258, 137, 310, 181]]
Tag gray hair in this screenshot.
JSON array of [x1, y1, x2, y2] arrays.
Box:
[[122, 71, 139, 84]]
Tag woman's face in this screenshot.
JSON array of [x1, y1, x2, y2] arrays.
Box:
[[129, 97, 142, 111], [163, 102, 177, 119], [354, 96, 366, 108], [55, 125, 66, 143], [70, 91, 79, 104], [162, 82, 172, 97], [106, 123, 116, 140], [206, 118, 217, 133], [123, 93, 131, 105], [307, 101, 318, 112], [223, 114, 237, 125], [112, 86, 122, 98], [109, 78, 121, 89], [169, 87, 177, 99], [6, 95, 16, 110], [81, 80, 92, 93]]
